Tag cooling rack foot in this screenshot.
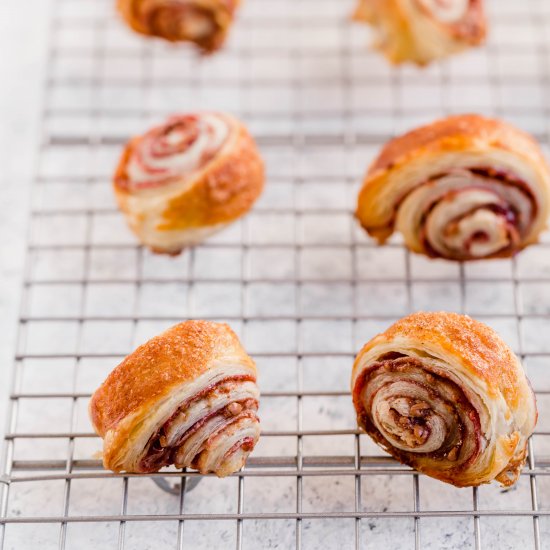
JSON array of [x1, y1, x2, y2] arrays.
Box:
[[152, 475, 201, 495]]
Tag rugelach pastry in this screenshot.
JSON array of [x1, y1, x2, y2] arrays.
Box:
[[89, 320, 260, 477], [353, 0, 486, 65], [356, 114, 550, 261], [114, 112, 264, 255], [117, 0, 241, 53], [351, 311, 537, 487]]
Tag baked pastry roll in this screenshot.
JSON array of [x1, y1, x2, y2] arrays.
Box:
[[352, 312, 537, 487], [117, 0, 241, 53], [89, 321, 260, 477], [356, 114, 550, 261], [114, 112, 264, 255], [353, 0, 486, 65]]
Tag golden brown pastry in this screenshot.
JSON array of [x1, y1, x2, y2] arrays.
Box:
[[353, 0, 486, 65], [356, 114, 550, 261], [117, 0, 241, 53], [351, 312, 537, 487], [114, 112, 264, 255], [89, 321, 260, 477]]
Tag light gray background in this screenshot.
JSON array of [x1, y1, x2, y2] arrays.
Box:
[[0, 0, 52, 441]]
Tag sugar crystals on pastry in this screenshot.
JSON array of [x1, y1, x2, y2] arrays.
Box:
[[117, 0, 241, 53], [89, 320, 260, 477], [351, 311, 537, 487], [356, 114, 550, 261], [114, 112, 265, 255], [353, 0, 487, 65]]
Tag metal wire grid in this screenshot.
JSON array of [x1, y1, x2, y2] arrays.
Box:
[[2, 0, 550, 548]]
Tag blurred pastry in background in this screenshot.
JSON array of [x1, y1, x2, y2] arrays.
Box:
[[114, 112, 264, 255], [351, 311, 537, 487], [117, 0, 241, 53], [353, 0, 486, 65], [356, 114, 550, 261]]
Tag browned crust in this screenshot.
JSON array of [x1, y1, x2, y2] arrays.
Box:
[[89, 320, 256, 438], [113, 114, 265, 245], [355, 311, 528, 410], [158, 125, 264, 231], [355, 114, 550, 251], [113, 137, 134, 188], [368, 114, 545, 176], [117, 0, 241, 52], [352, 311, 536, 486]]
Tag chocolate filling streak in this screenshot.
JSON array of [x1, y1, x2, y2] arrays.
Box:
[[353, 356, 482, 477], [149, 117, 201, 157], [139, 375, 258, 472], [418, 200, 521, 259], [116, 115, 228, 192], [372, 166, 537, 258], [223, 436, 255, 458]]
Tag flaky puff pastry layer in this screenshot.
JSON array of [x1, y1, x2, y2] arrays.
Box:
[[351, 312, 537, 487], [117, 0, 241, 53], [356, 114, 550, 261], [353, 0, 486, 65], [89, 321, 260, 477], [114, 112, 264, 255]]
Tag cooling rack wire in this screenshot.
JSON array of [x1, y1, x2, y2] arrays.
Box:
[[2, 0, 550, 548]]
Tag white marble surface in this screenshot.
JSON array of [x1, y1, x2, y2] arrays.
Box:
[[0, 0, 51, 443]]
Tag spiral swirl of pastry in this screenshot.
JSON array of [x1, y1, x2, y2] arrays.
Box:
[[117, 0, 240, 52], [351, 312, 537, 487], [122, 113, 229, 192], [353, 0, 486, 65], [89, 321, 260, 477], [114, 112, 264, 254], [356, 115, 550, 261]]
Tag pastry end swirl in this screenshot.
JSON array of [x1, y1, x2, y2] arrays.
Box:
[[356, 114, 550, 261], [89, 320, 260, 477], [114, 112, 265, 255], [351, 311, 537, 487]]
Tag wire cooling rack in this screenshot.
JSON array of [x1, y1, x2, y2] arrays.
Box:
[[3, 0, 550, 548]]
